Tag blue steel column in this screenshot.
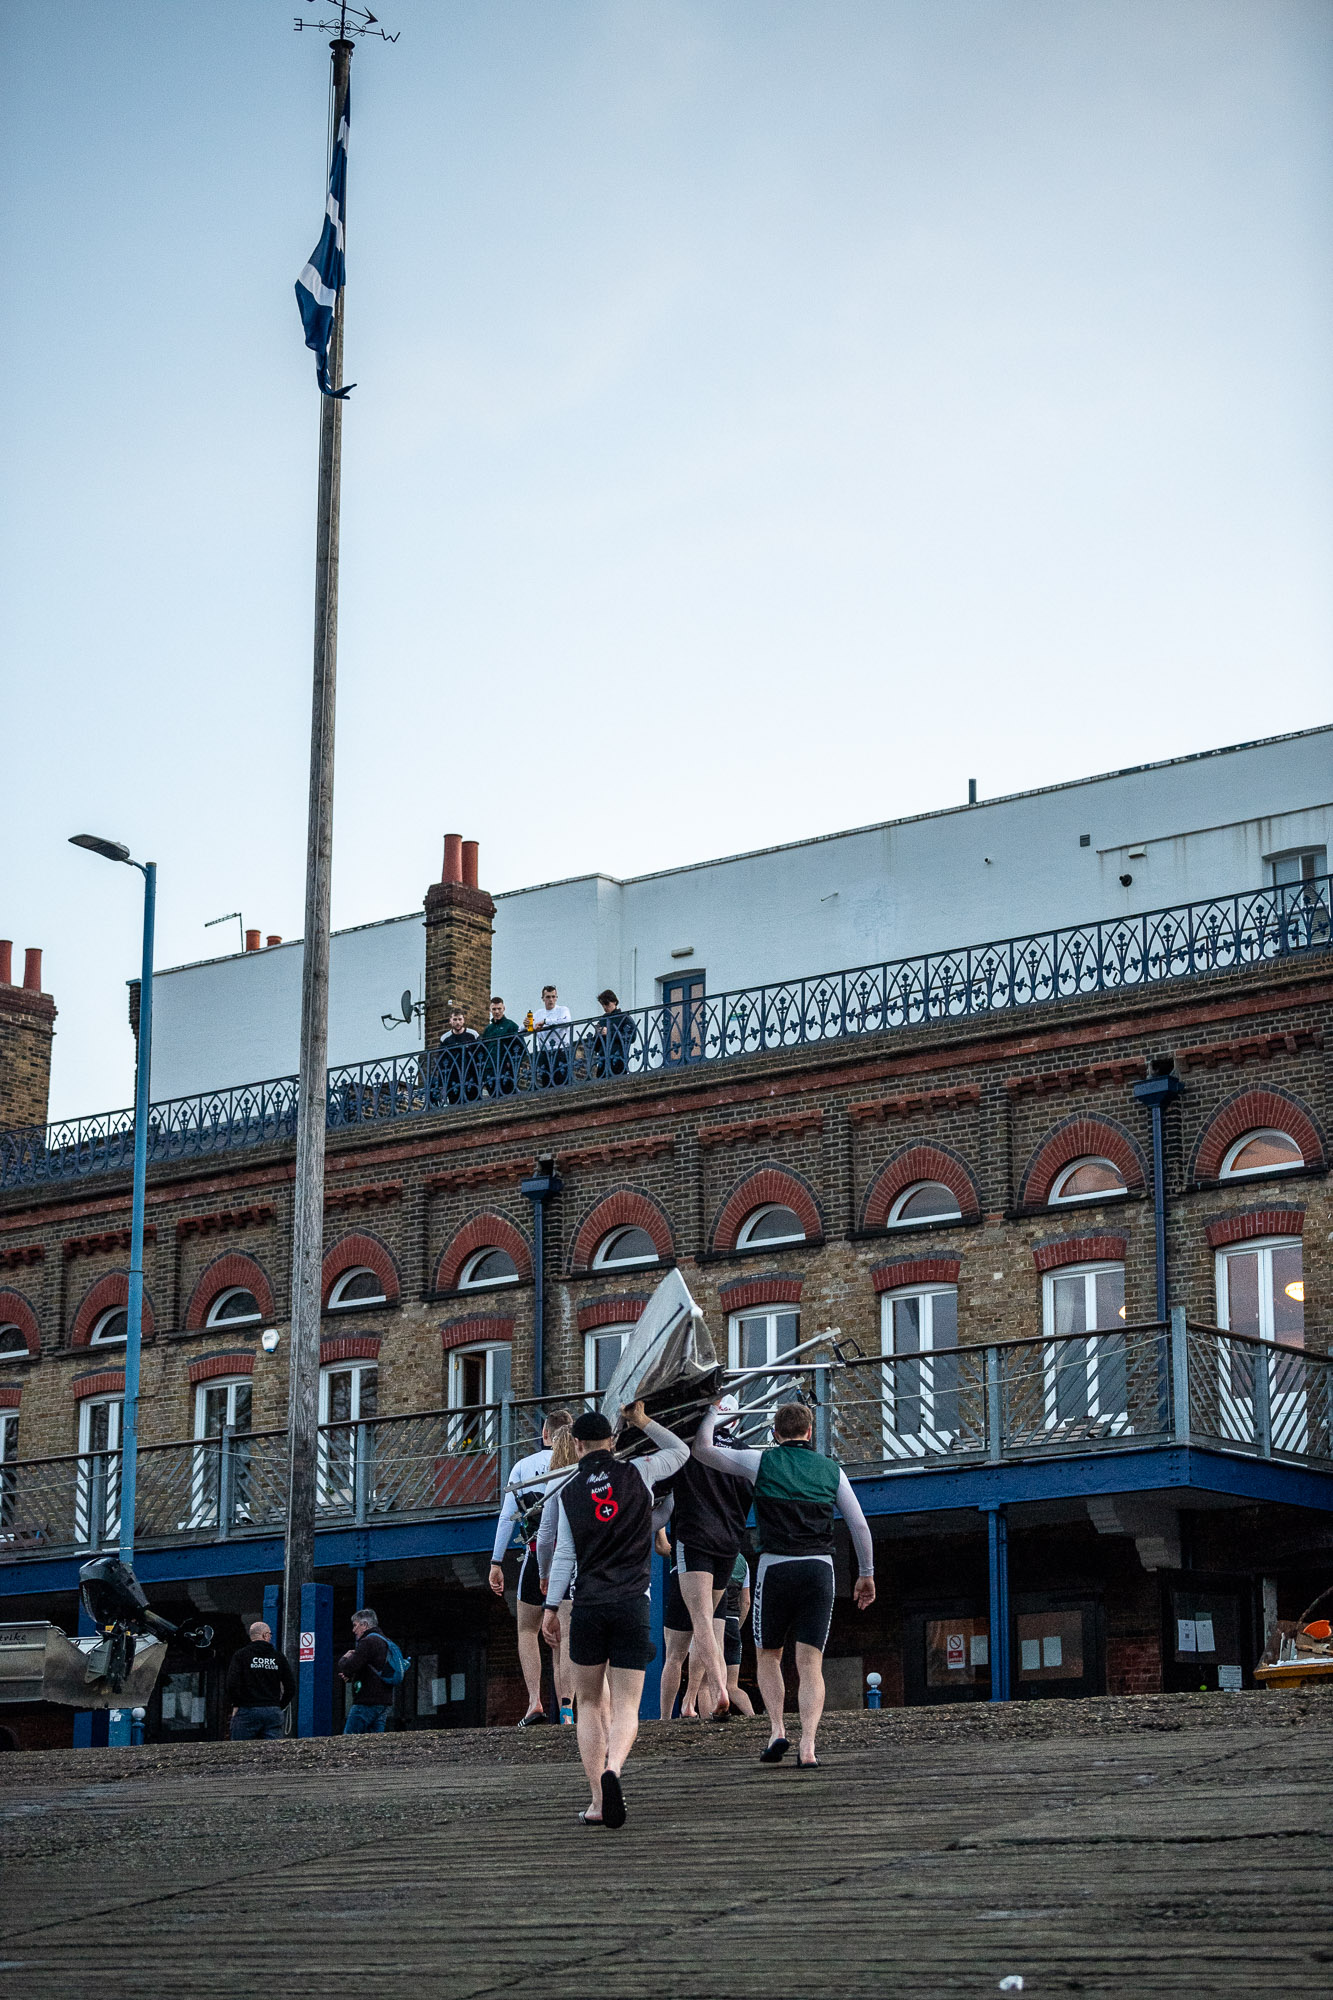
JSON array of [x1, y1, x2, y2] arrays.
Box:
[[984, 1503, 1011, 1702], [640, 1546, 666, 1719], [109, 860, 155, 1750], [297, 1580, 334, 1737]]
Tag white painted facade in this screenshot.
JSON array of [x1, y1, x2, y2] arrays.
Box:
[[147, 728, 1331, 1101]]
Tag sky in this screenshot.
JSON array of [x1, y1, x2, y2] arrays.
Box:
[[3, 0, 1330, 1122]]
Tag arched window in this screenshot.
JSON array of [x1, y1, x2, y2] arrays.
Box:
[[1049, 1158, 1128, 1205], [0, 1324, 31, 1360], [736, 1204, 806, 1249], [1220, 1130, 1304, 1179], [89, 1307, 128, 1347], [457, 1248, 519, 1291], [886, 1183, 962, 1227], [205, 1286, 262, 1328], [591, 1227, 659, 1271], [327, 1267, 387, 1310]]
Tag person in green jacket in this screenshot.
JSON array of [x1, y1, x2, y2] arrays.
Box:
[[480, 995, 523, 1096], [693, 1400, 875, 1767]]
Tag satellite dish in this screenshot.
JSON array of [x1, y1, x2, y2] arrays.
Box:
[[400, 989, 413, 1022]]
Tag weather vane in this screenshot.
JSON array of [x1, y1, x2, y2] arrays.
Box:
[[294, 2, 399, 39]]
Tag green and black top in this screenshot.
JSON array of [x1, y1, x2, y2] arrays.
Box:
[[692, 1408, 874, 1574]]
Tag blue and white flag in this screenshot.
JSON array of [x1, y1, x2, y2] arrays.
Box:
[[295, 83, 354, 398]]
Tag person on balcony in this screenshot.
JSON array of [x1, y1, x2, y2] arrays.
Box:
[[436, 1005, 480, 1105], [532, 984, 572, 1088], [692, 1401, 875, 1768], [226, 1619, 295, 1741], [480, 995, 523, 1097], [592, 989, 637, 1078]]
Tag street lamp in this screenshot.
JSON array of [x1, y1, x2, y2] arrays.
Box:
[[69, 835, 156, 1748]]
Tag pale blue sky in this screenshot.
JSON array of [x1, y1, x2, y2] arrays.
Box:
[[3, 0, 1330, 1120]]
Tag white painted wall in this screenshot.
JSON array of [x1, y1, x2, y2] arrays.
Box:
[[146, 729, 1331, 1102]]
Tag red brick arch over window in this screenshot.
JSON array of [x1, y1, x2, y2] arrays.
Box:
[[577, 1297, 648, 1335], [1033, 1234, 1128, 1274], [711, 1167, 823, 1256], [1192, 1089, 1324, 1184], [321, 1333, 382, 1365], [435, 1214, 533, 1295], [1019, 1118, 1145, 1210], [70, 1272, 155, 1349], [184, 1252, 275, 1331], [440, 1315, 514, 1353], [188, 1350, 256, 1386], [0, 1288, 40, 1357], [862, 1146, 980, 1230], [569, 1192, 674, 1274], [871, 1257, 961, 1295], [321, 1233, 401, 1310]]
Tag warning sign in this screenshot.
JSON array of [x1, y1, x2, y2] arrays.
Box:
[[946, 1632, 966, 1670], [299, 1631, 316, 1663]]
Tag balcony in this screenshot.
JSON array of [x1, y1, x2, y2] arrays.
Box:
[[2, 1322, 1329, 1568], [1, 874, 1328, 1191]]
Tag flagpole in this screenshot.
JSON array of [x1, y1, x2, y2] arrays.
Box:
[[283, 30, 354, 1676]]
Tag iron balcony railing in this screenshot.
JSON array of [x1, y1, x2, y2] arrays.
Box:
[[1, 1324, 1327, 1562], [1, 874, 1329, 1191]]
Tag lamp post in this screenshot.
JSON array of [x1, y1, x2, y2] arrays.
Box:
[[70, 835, 156, 1748]]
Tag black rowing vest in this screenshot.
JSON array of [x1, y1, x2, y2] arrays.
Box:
[[559, 1450, 653, 1606]]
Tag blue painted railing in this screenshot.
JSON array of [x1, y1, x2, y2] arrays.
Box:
[[2, 874, 1327, 1190]]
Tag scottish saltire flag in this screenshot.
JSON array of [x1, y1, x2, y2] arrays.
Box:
[[295, 84, 353, 398]]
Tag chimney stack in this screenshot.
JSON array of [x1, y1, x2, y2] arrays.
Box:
[[0, 944, 56, 1131], [424, 836, 496, 1047], [266, 935, 282, 947], [244, 929, 261, 953]]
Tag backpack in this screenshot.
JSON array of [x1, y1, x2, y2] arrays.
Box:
[[377, 1636, 408, 1687]]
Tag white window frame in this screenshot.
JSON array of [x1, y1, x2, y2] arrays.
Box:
[[584, 1323, 636, 1394], [1214, 1236, 1306, 1451], [1048, 1157, 1128, 1206], [76, 1394, 123, 1545], [193, 1376, 253, 1437], [204, 1286, 262, 1328], [1039, 1261, 1128, 1434], [591, 1227, 659, 1271], [879, 1285, 959, 1458], [885, 1182, 963, 1228], [0, 1324, 33, 1364], [447, 1343, 510, 1409], [89, 1307, 128, 1347], [190, 1376, 254, 1528], [1214, 1236, 1304, 1346], [457, 1248, 520, 1292], [327, 1266, 387, 1310], [0, 1409, 16, 1462], [736, 1204, 806, 1249], [317, 1361, 379, 1507], [1218, 1130, 1304, 1180], [728, 1306, 802, 1410]]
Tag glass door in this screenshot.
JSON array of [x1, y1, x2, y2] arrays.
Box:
[[1042, 1265, 1128, 1433], [729, 1309, 801, 1427], [76, 1396, 122, 1545], [662, 973, 706, 1065], [1216, 1241, 1306, 1451], [192, 1378, 254, 1527], [881, 1288, 959, 1458], [318, 1363, 377, 1507]]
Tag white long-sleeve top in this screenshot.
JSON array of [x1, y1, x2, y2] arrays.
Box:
[[692, 1407, 874, 1577], [546, 1419, 688, 1607], [491, 1446, 553, 1564]]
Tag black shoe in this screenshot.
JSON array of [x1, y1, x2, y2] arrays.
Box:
[[601, 1769, 627, 1829], [759, 1737, 789, 1764]]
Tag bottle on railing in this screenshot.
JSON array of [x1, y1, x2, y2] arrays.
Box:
[[524, 1009, 534, 1032]]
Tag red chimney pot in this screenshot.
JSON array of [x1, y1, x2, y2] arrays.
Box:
[[0, 942, 11, 986], [266, 935, 282, 947], [442, 833, 463, 885], [461, 840, 479, 889], [23, 948, 42, 992], [244, 929, 261, 953]]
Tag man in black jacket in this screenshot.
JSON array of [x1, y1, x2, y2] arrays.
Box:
[[338, 1607, 393, 1733], [226, 1620, 295, 1740]]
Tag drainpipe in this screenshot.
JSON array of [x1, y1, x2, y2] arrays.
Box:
[[520, 1155, 562, 1402], [1133, 1058, 1183, 1322]]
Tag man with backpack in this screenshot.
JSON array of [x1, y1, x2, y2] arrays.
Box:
[[337, 1607, 405, 1733]]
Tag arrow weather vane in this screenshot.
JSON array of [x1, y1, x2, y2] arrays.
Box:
[[294, 2, 399, 40]]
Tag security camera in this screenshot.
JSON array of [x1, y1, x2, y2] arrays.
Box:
[[261, 1329, 280, 1354]]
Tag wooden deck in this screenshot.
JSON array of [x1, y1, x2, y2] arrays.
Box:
[[1, 1696, 1330, 1996]]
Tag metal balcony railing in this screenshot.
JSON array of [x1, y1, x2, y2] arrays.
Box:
[[1, 1325, 1327, 1564], [1, 875, 1328, 1190]]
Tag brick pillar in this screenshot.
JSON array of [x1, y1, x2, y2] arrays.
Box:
[[424, 837, 496, 1045], [0, 944, 57, 1130]]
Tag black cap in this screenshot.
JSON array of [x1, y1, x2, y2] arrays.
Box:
[[571, 1411, 615, 1441]]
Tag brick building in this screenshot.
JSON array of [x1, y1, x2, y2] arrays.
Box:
[[0, 831, 1330, 1745]]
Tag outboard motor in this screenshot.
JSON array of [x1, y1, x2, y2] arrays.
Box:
[[78, 1557, 212, 1693]]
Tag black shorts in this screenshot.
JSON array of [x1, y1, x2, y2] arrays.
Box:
[[517, 1547, 545, 1607], [674, 1543, 738, 1587], [752, 1556, 835, 1653], [569, 1595, 656, 1670], [723, 1615, 742, 1667], [664, 1569, 692, 1634]]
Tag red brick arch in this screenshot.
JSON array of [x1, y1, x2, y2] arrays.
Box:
[[1032, 1233, 1128, 1274], [0, 1288, 40, 1358], [321, 1232, 401, 1310], [188, 1350, 256, 1386], [72, 1369, 126, 1400], [711, 1167, 823, 1255], [434, 1214, 532, 1295], [70, 1272, 156, 1349], [862, 1145, 981, 1230], [577, 1297, 648, 1334], [1018, 1118, 1145, 1210], [871, 1256, 961, 1294], [1192, 1088, 1324, 1184], [1205, 1208, 1305, 1250], [184, 1252, 275, 1331], [440, 1315, 514, 1353], [320, 1333, 382, 1364], [717, 1275, 803, 1312], [569, 1191, 674, 1274]]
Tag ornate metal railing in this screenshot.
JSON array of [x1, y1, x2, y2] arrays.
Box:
[[1, 874, 1328, 1190], [1, 1325, 1328, 1564]]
